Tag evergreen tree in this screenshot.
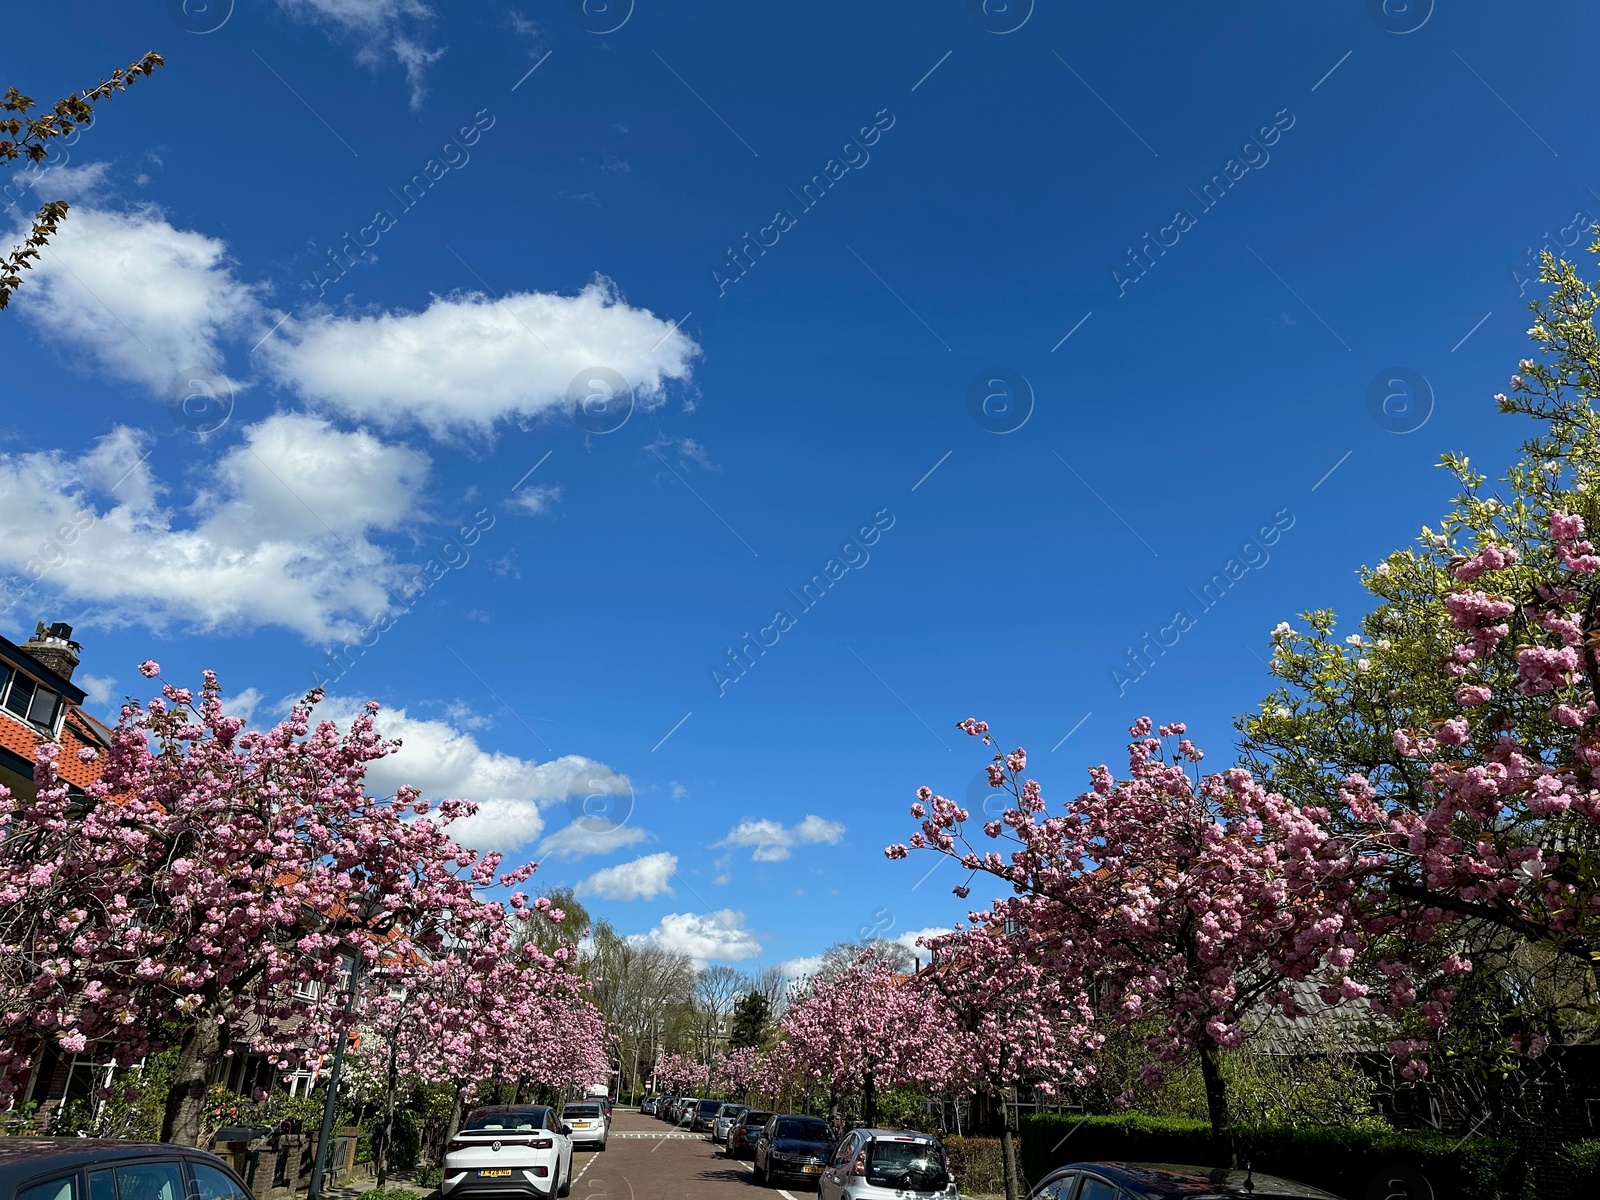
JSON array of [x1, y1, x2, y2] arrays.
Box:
[[728, 990, 771, 1050]]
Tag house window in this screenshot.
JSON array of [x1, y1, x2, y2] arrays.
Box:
[[0, 669, 62, 731]]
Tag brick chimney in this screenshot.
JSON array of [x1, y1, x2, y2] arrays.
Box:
[[21, 621, 80, 682]]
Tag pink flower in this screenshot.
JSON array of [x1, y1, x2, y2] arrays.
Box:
[[137, 660, 161, 678]]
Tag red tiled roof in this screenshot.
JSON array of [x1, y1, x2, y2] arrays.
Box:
[[0, 704, 108, 791]]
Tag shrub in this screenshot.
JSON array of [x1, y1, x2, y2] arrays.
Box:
[[1560, 1140, 1600, 1190], [944, 1136, 1004, 1196], [1019, 1113, 1531, 1200], [391, 1109, 422, 1171], [413, 1166, 441, 1189]]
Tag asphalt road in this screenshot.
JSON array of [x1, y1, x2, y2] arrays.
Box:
[[566, 1109, 817, 1200]]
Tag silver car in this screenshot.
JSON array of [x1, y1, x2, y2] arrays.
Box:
[[816, 1129, 957, 1200], [711, 1103, 748, 1144]]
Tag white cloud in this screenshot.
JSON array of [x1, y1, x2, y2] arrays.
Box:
[[669, 781, 688, 801], [222, 688, 265, 725], [717, 814, 846, 862], [11, 204, 262, 395], [509, 485, 562, 517], [577, 852, 677, 901], [537, 820, 652, 862], [779, 954, 825, 981], [262, 279, 700, 439], [276, 0, 443, 110], [76, 673, 116, 706], [894, 927, 952, 956], [629, 910, 761, 965], [317, 695, 632, 854], [0, 415, 430, 642]]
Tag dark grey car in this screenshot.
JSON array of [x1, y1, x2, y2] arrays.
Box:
[[0, 1140, 252, 1200]]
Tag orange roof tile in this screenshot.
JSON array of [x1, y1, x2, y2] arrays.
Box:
[[0, 704, 107, 791]]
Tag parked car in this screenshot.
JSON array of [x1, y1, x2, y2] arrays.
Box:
[[1025, 1163, 1344, 1200], [753, 1114, 835, 1188], [817, 1128, 955, 1200], [441, 1104, 574, 1199], [691, 1098, 724, 1133], [641, 1096, 659, 1116], [675, 1098, 701, 1127], [727, 1109, 773, 1159], [711, 1103, 748, 1144], [597, 1098, 613, 1126], [0, 1139, 252, 1200], [559, 1103, 608, 1153]]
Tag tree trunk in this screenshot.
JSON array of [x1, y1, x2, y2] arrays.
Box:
[[998, 1112, 1021, 1200], [861, 1069, 877, 1130], [1197, 1039, 1235, 1164], [161, 1017, 225, 1145], [444, 1089, 465, 1145], [374, 1041, 399, 1188]]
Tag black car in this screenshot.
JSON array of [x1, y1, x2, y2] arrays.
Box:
[[728, 1109, 773, 1159], [1026, 1162, 1344, 1200], [753, 1114, 835, 1188], [691, 1098, 723, 1133], [0, 1140, 253, 1200]]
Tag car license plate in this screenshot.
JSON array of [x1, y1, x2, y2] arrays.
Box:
[[801, 1165, 822, 1175], [478, 1170, 513, 1178]]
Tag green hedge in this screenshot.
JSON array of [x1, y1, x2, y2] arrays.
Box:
[[944, 1137, 1004, 1196], [1019, 1114, 1533, 1200], [1560, 1140, 1600, 1190]]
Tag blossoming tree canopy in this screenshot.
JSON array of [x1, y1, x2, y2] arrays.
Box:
[[766, 959, 960, 1123], [886, 718, 1358, 1142], [0, 667, 540, 1145], [1242, 250, 1600, 1069]]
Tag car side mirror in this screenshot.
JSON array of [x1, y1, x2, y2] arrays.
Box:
[[561, 1125, 572, 1135]]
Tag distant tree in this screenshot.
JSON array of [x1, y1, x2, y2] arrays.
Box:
[[748, 964, 787, 1013], [728, 990, 771, 1050], [815, 938, 916, 979], [513, 885, 587, 956], [1, 52, 164, 310], [695, 964, 742, 1067]]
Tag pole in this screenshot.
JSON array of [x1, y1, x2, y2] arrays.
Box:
[[308, 955, 363, 1200]]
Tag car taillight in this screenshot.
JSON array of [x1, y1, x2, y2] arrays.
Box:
[[528, 1137, 554, 1149], [852, 1150, 867, 1177]]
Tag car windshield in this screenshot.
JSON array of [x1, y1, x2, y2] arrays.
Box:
[[697, 1100, 721, 1113], [742, 1111, 773, 1126], [463, 1109, 547, 1132], [721, 1106, 747, 1117], [565, 1106, 602, 1118], [774, 1117, 831, 1141]]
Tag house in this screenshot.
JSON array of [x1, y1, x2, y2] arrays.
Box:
[[0, 621, 111, 803]]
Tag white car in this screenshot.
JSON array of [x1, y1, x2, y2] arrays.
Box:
[[442, 1105, 574, 1200], [816, 1128, 958, 1200], [561, 1102, 608, 1151]]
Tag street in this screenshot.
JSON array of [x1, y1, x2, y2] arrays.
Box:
[[566, 1109, 816, 1200]]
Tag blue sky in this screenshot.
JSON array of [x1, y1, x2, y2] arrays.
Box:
[[1, 0, 1590, 975]]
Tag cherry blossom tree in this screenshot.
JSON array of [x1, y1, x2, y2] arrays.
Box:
[[651, 1050, 708, 1096], [718, 1044, 768, 1102], [356, 902, 600, 1183], [766, 959, 960, 1127], [1242, 249, 1600, 1087], [0, 668, 539, 1145], [887, 720, 1356, 1154], [913, 922, 1098, 1200]]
